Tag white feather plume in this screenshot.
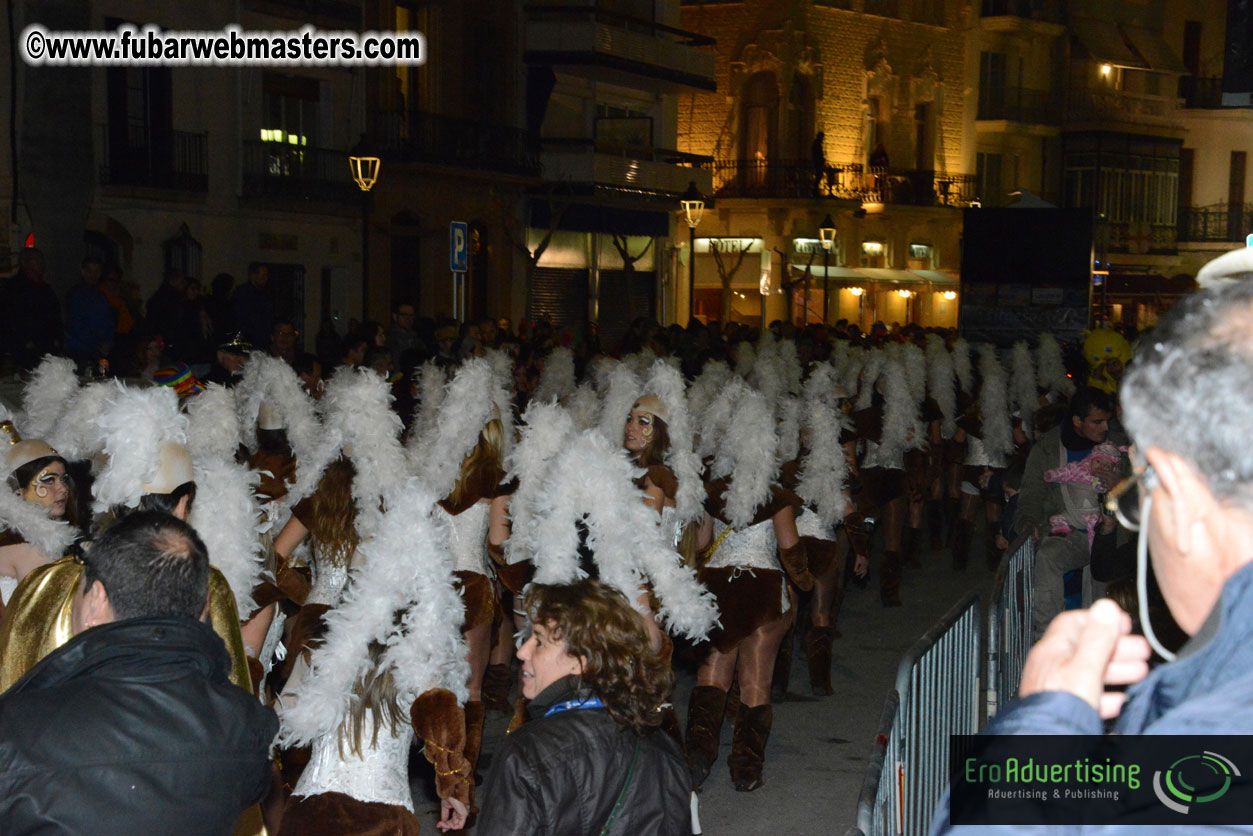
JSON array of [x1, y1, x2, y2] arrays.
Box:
[[233, 355, 327, 505], [321, 367, 406, 537], [565, 383, 601, 431], [855, 349, 885, 411], [712, 381, 777, 529], [1036, 333, 1075, 398], [596, 363, 641, 446], [925, 334, 958, 439], [623, 347, 658, 380], [777, 339, 802, 395], [0, 487, 75, 560], [408, 361, 447, 452], [533, 346, 575, 404], [20, 356, 79, 441], [589, 356, 619, 393], [687, 361, 731, 429], [483, 349, 517, 460], [1010, 341, 1038, 433], [838, 346, 865, 400], [776, 396, 802, 463], [277, 479, 469, 746], [797, 365, 851, 528], [977, 345, 1013, 464], [878, 357, 923, 463], [92, 383, 188, 512], [952, 339, 973, 394], [46, 382, 113, 461], [189, 457, 266, 616], [415, 358, 495, 500], [900, 342, 927, 406], [642, 360, 703, 526], [696, 375, 738, 461], [187, 384, 242, 463], [733, 341, 756, 376], [504, 401, 577, 567]]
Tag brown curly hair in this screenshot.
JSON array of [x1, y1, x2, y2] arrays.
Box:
[[523, 579, 673, 736]]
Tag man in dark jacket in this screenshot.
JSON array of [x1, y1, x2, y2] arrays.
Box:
[[930, 279, 1253, 834], [2, 248, 61, 371], [64, 256, 114, 371], [0, 511, 277, 836]]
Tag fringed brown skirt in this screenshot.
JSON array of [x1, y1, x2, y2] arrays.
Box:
[[455, 570, 500, 632], [696, 567, 787, 652], [278, 791, 419, 836]]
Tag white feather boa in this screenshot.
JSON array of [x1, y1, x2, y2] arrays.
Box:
[[233, 355, 327, 506], [46, 382, 113, 461], [188, 458, 267, 616], [1036, 333, 1075, 398], [504, 401, 577, 566], [977, 345, 1013, 464], [776, 396, 802, 464], [1010, 341, 1038, 433], [855, 350, 885, 411], [733, 341, 756, 376], [533, 346, 576, 404], [925, 334, 957, 439], [415, 358, 496, 499], [687, 361, 731, 431], [484, 350, 517, 461], [623, 348, 658, 380], [899, 342, 927, 407], [596, 363, 641, 446], [778, 339, 802, 395], [796, 394, 851, 528], [408, 361, 447, 452], [565, 384, 601, 431], [277, 480, 469, 746], [642, 361, 703, 526], [696, 375, 738, 461], [187, 384, 242, 462], [92, 383, 189, 512], [711, 381, 777, 529], [952, 339, 973, 395], [838, 346, 864, 400], [0, 488, 75, 560], [20, 355, 78, 440], [516, 430, 719, 640], [878, 357, 923, 462], [322, 367, 406, 537]]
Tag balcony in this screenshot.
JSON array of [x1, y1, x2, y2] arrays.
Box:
[[1179, 77, 1224, 110], [540, 138, 712, 198], [1064, 87, 1182, 131], [1104, 220, 1177, 254], [98, 127, 208, 192], [1178, 203, 1253, 243], [241, 140, 356, 203], [977, 87, 1061, 127], [979, 0, 1060, 22], [371, 111, 540, 177], [525, 5, 715, 92], [711, 159, 975, 207]]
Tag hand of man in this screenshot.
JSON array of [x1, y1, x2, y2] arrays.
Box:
[[853, 554, 868, 578], [437, 798, 468, 832], [1018, 599, 1151, 719]]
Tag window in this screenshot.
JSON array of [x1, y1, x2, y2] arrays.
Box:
[[865, 0, 900, 17], [867, 97, 885, 161], [105, 18, 174, 186], [977, 152, 1004, 205], [978, 52, 1007, 119], [914, 103, 934, 171], [908, 243, 933, 269], [914, 0, 945, 25], [261, 74, 319, 147], [741, 72, 778, 163]]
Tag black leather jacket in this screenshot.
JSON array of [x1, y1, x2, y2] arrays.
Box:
[[0, 616, 277, 836], [477, 676, 690, 836]]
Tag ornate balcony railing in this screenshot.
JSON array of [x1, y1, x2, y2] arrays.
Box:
[[977, 87, 1061, 125], [1179, 76, 1224, 109], [980, 0, 1061, 22], [99, 127, 208, 192], [241, 140, 356, 202], [1065, 87, 1178, 124], [1178, 203, 1253, 243], [711, 158, 975, 207], [371, 111, 540, 176]]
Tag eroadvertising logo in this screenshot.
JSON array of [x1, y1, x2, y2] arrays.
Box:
[[1152, 751, 1240, 814], [949, 736, 1253, 826]]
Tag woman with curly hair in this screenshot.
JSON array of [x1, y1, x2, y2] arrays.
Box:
[[476, 579, 690, 836]]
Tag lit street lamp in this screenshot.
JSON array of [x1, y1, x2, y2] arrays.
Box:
[[819, 213, 836, 325], [349, 153, 381, 320], [681, 181, 705, 323]]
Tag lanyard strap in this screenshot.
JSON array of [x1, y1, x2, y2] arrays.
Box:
[[543, 696, 605, 717], [600, 739, 642, 836]]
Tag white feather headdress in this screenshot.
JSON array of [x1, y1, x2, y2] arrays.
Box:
[[92, 383, 189, 512], [512, 429, 719, 640], [20, 355, 78, 441], [321, 367, 406, 537], [777, 339, 802, 396], [925, 334, 958, 439], [977, 344, 1013, 464], [533, 346, 575, 404], [277, 479, 468, 746], [642, 360, 703, 526], [1036, 333, 1075, 398]]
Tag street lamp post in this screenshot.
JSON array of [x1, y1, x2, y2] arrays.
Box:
[[819, 213, 836, 325], [349, 153, 381, 320], [681, 181, 705, 323]]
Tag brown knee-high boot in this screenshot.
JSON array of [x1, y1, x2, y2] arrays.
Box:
[[481, 663, 512, 714], [880, 550, 903, 607], [727, 703, 773, 792], [685, 685, 729, 790], [778, 542, 814, 591], [463, 701, 486, 783], [806, 625, 836, 696]]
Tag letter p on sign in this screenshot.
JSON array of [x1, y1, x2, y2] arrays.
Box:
[[450, 222, 468, 272]]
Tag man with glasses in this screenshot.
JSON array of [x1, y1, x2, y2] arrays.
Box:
[[931, 279, 1253, 833]]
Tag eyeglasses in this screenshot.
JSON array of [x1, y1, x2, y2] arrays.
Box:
[[1104, 466, 1157, 532]]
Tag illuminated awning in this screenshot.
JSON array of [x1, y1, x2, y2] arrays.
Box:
[[1120, 27, 1188, 74], [784, 265, 960, 285], [1070, 19, 1147, 69]]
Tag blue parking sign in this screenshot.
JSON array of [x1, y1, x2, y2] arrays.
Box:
[[450, 222, 468, 272]]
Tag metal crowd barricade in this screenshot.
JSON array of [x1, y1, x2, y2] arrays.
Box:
[[986, 533, 1035, 716], [849, 591, 983, 835]]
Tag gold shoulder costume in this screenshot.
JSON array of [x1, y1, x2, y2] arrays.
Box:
[[0, 557, 253, 693]]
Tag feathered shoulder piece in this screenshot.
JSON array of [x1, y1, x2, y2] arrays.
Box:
[[925, 334, 957, 438], [952, 339, 973, 394], [977, 344, 1013, 463], [596, 362, 641, 445], [504, 400, 577, 567], [533, 346, 575, 403], [797, 362, 851, 528], [512, 428, 719, 640], [642, 361, 702, 526], [1010, 341, 1038, 432], [415, 358, 496, 500], [277, 479, 469, 747], [322, 367, 406, 536], [92, 382, 189, 512], [711, 380, 778, 529], [1036, 333, 1075, 398], [20, 355, 78, 441]]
